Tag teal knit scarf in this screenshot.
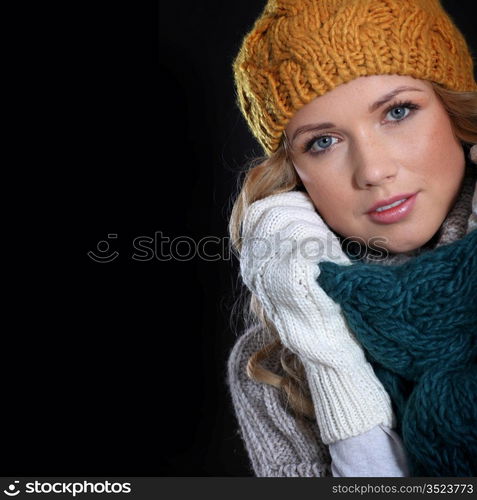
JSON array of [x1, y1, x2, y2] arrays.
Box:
[[317, 228, 477, 477]]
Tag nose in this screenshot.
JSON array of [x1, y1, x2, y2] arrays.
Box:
[[351, 134, 398, 189]]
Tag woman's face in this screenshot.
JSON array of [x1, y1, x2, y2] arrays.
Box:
[[285, 75, 465, 253]]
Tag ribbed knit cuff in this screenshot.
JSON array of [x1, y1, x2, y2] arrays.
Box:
[[303, 360, 396, 445]]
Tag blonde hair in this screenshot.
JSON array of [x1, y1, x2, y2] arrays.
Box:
[[228, 83, 477, 421]]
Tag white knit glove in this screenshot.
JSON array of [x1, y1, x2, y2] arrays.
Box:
[[240, 190, 395, 444]]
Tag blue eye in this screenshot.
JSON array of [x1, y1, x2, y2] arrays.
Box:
[[308, 135, 338, 154], [387, 106, 410, 121], [384, 101, 420, 123], [302, 100, 420, 156]]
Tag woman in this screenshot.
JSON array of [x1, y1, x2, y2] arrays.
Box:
[[227, 0, 477, 477]]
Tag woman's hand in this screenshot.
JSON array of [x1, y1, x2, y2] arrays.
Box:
[[240, 190, 395, 444]]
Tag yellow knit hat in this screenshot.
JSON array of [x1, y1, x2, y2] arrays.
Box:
[[233, 0, 477, 155]]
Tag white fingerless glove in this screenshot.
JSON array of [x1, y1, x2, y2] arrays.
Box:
[[240, 190, 395, 444]]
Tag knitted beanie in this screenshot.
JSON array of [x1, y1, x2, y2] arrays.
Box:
[[233, 0, 477, 155]]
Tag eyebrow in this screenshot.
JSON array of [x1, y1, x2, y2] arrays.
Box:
[[291, 86, 424, 144], [368, 85, 424, 113]]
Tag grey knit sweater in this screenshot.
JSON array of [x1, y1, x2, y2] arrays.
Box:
[[227, 148, 476, 477]]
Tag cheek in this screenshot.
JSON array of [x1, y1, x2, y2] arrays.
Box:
[[303, 176, 353, 229], [405, 109, 463, 178], [298, 169, 327, 202]]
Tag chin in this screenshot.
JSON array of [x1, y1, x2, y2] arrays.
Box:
[[379, 233, 438, 254], [366, 219, 445, 254]]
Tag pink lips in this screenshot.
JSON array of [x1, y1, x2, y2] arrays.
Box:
[[366, 192, 419, 224]]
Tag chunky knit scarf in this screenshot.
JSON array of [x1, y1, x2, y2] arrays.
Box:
[[317, 164, 477, 476]]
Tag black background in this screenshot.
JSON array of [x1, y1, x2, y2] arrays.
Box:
[[2, 1, 476, 477]]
